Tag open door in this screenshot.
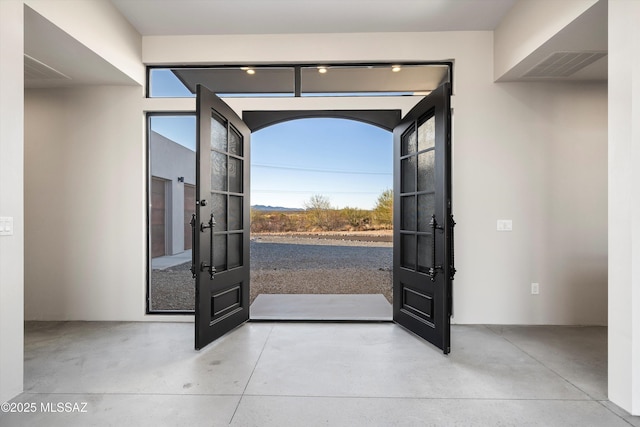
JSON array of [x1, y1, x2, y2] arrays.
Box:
[[393, 83, 454, 354], [194, 84, 251, 350]]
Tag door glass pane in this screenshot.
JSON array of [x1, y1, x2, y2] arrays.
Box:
[[228, 157, 243, 194], [211, 193, 227, 231], [418, 194, 435, 232], [401, 157, 416, 193], [184, 184, 196, 250], [417, 234, 433, 273], [211, 113, 227, 152], [229, 126, 242, 156], [401, 196, 416, 231], [229, 195, 242, 230], [417, 151, 435, 192], [210, 152, 228, 191], [214, 234, 227, 271], [228, 233, 242, 269], [418, 116, 435, 151], [148, 114, 196, 312], [300, 64, 449, 95], [401, 234, 416, 270], [401, 126, 417, 156]]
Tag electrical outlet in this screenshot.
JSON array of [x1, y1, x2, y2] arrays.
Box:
[[531, 283, 539, 295]]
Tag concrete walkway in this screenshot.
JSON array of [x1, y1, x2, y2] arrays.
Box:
[[250, 294, 392, 321], [151, 250, 192, 270]]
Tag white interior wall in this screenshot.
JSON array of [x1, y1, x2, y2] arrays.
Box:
[[545, 83, 608, 323], [24, 86, 147, 320], [459, 81, 607, 324], [608, 0, 640, 416], [0, 0, 25, 405]]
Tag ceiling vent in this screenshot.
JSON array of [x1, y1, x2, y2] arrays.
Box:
[[24, 54, 70, 81], [522, 51, 607, 78]]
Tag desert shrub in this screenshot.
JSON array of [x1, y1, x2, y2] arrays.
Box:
[[373, 189, 393, 228], [251, 191, 393, 233], [304, 195, 334, 230], [251, 210, 303, 232], [341, 207, 371, 230]]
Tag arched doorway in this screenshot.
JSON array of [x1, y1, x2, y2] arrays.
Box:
[[248, 117, 394, 321], [147, 115, 396, 319]]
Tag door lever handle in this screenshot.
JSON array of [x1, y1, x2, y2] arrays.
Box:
[[428, 214, 444, 282], [200, 213, 216, 280], [190, 214, 197, 279], [449, 214, 456, 280]]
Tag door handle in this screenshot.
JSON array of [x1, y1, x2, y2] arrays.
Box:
[[200, 213, 216, 280], [428, 214, 444, 282], [449, 214, 456, 280], [190, 214, 197, 279]]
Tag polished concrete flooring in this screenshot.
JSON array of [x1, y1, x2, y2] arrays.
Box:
[[249, 294, 393, 321], [2, 322, 639, 426]]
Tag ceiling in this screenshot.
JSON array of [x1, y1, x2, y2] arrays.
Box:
[[110, 0, 519, 36], [24, 6, 138, 88], [24, 0, 607, 89]]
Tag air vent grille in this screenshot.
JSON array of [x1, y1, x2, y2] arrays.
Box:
[[523, 51, 607, 78], [24, 54, 70, 81]]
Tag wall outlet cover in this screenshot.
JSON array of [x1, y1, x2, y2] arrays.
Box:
[[497, 219, 513, 231], [0, 217, 14, 236]]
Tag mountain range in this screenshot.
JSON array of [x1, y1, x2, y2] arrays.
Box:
[[251, 205, 302, 212]]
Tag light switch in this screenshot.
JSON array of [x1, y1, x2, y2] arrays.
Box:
[[497, 219, 512, 231], [0, 217, 14, 236]]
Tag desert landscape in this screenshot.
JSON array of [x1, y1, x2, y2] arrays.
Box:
[[149, 231, 392, 311]]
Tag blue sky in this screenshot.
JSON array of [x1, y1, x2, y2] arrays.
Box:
[[150, 69, 194, 97], [149, 70, 393, 210], [252, 118, 391, 210], [151, 116, 392, 210]]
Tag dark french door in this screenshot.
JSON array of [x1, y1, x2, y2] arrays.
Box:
[[393, 83, 454, 354], [194, 85, 251, 350], [192, 82, 453, 353]]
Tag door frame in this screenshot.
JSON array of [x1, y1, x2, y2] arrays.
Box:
[[146, 111, 199, 315], [144, 62, 454, 316]]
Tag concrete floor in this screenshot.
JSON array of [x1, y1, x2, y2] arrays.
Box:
[[2, 322, 639, 426]]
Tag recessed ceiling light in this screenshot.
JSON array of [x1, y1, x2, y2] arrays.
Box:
[[246, 68, 256, 75], [317, 66, 328, 74], [391, 65, 402, 73]]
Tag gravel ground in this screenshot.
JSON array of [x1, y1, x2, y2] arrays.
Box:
[[149, 234, 393, 311]]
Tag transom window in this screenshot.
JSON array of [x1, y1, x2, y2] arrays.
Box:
[[147, 63, 451, 98]]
